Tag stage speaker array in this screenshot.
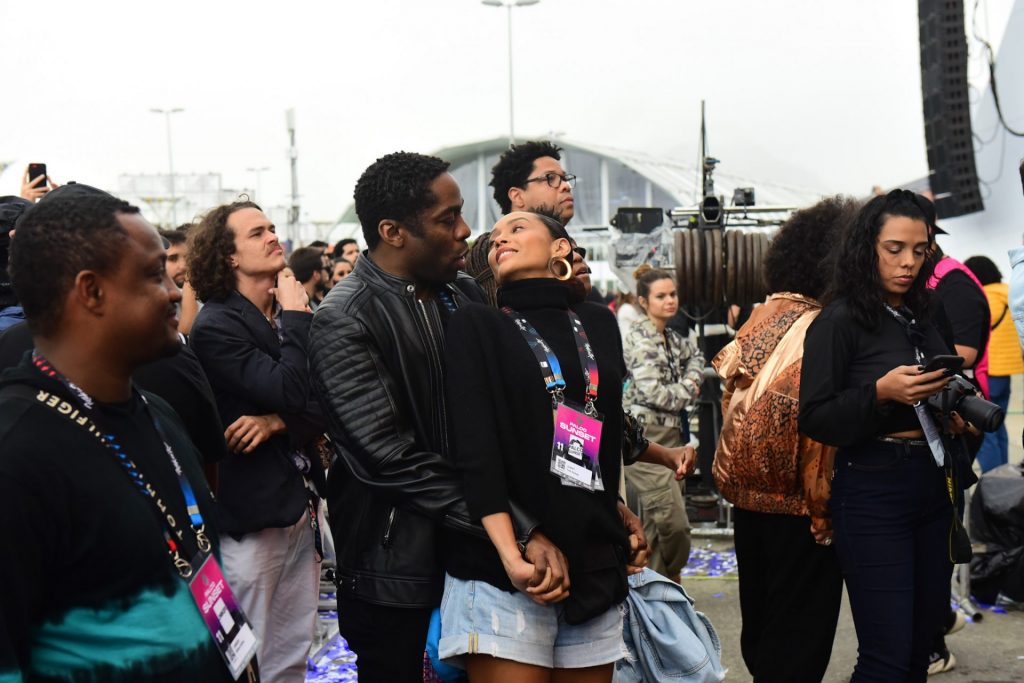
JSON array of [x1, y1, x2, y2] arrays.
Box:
[[918, 0, 984, 218]]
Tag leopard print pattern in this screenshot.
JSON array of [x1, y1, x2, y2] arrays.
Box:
[[737, 306, 810, 378], [722, 362, 806, 515]]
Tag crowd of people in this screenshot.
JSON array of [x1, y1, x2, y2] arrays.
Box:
[[0, 149, 1021, 683]]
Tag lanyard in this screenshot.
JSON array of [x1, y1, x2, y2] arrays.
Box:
[[881, 305, 948, 467], [32, 354, 211, 577], [882, 304, 926, 364], [502, 307, 600, 414]]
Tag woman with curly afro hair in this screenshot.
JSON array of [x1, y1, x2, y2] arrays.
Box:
[[799, 190, 965, 681], [713, 195, 855, 682]]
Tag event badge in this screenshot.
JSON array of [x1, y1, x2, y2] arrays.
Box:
[[551, 402, 603, 490], [188, 553, 259, 679]]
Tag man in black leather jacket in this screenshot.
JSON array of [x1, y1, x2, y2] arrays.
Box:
[[310, 153, 560, 682]]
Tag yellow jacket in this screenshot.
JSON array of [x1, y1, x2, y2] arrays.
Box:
[[984, 282, 1024, 376]]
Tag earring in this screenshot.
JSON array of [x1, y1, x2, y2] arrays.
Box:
[[548, 256, 573, 281]]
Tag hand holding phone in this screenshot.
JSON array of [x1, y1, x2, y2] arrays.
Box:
[[21, 163, 55, 202]]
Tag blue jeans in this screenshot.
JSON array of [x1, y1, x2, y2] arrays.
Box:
[[976, 375, 1011, 472], [830, 440, 953, 682]]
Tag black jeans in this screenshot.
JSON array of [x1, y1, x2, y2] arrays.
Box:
[[831, 440, 953, 682], [337, 595, 433, 683], [734, 508, 843, 682]]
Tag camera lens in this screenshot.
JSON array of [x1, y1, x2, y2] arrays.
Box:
[[958, 394, 1005, 433]]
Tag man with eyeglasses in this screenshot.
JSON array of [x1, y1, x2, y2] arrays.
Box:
[[490, 141, 576, 225]]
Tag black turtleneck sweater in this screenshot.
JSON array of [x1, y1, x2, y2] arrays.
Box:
[[443, 278, 629, 597]]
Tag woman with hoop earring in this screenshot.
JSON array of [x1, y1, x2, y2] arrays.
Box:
[[438, 211, 642, 683], [622, 265, 703, 580]]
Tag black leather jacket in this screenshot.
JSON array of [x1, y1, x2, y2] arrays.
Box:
[[310, 255, 536, 608]]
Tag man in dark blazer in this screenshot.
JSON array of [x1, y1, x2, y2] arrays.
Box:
[[187, 200, 325, 683]]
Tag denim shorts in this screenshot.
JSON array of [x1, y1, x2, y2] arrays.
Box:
[[438, 574, 626, 669]]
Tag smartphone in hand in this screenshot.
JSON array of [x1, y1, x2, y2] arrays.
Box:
[[920, 355, 964, 374], [28, 163, 48, 187]]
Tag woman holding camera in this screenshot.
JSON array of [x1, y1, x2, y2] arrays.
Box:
[[799, 190, 959, 682], [439, 211, 641, 683]]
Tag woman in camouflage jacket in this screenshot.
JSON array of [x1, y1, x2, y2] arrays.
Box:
[[622, 265, 704, 580]]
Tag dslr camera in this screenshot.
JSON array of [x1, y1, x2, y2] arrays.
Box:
[[927, 375, 1005, 433]]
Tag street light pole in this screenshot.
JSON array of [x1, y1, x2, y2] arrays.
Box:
[[150, 108, 184, 226], [482, 0, 539, 146]]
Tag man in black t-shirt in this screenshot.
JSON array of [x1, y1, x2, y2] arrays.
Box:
[[0, 188, 240, 681]]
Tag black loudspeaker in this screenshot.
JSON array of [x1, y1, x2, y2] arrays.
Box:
[[610, 207, 664, 234], [919, 0, 984, 218]]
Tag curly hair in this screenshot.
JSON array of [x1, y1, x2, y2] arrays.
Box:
[[187, 200, 261, 302], [490, 141, 563, 214], [10, 193, 138, 336], [962, 255, 1001, 286], [353, 152, 451, 250], [823, 189, 936, 329], [763, 195, 858, 299]]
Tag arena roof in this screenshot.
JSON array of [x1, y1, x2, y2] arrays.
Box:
[[335, 136, 821, 235]]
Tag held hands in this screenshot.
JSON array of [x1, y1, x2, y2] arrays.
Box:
[[504, 531, 570, 605], [875, 365, 951, 406], [618, 501, 649, 574], [271, 270, 309, 312], [224, 414, 286, 454]]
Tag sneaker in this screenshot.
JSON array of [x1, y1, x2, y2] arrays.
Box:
[[944, 609, 967, 635], [927, 648, 957, 675]]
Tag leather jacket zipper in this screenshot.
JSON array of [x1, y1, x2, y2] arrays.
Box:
[[417, 296, 450, 458], [382, 507, 398, 547]]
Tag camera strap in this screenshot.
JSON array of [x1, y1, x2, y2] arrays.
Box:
[[883, 304, 946, 467]]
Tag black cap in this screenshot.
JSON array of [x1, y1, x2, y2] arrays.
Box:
[[39, 182, 115, 203], [0, 196, 31, 306], [0, 196, 31, 237]]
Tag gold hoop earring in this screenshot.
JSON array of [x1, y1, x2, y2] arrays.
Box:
[[548, 256, 573, 281]]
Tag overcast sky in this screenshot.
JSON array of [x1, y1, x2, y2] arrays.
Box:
[[0, 0, 1015, 227]]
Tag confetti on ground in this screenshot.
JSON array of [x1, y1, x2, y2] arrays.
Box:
[[307, 587, 357, 683], [681, 545, 738, 578], [306, 547, 741, 680], [306, 633, 357, 683]]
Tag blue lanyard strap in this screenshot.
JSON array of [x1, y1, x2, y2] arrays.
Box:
[[32, 354, 211, 578], [502, 307, 600, 412], [502, 307, 566, 396], [142, 394, 205, 529]]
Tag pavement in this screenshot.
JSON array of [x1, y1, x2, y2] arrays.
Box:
[[684, 539, 1024, 683], [683, 377, 1024, 682]]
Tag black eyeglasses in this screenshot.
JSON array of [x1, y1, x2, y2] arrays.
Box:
[[573, 246, 587, 259], [524, 172, 576, 189]]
